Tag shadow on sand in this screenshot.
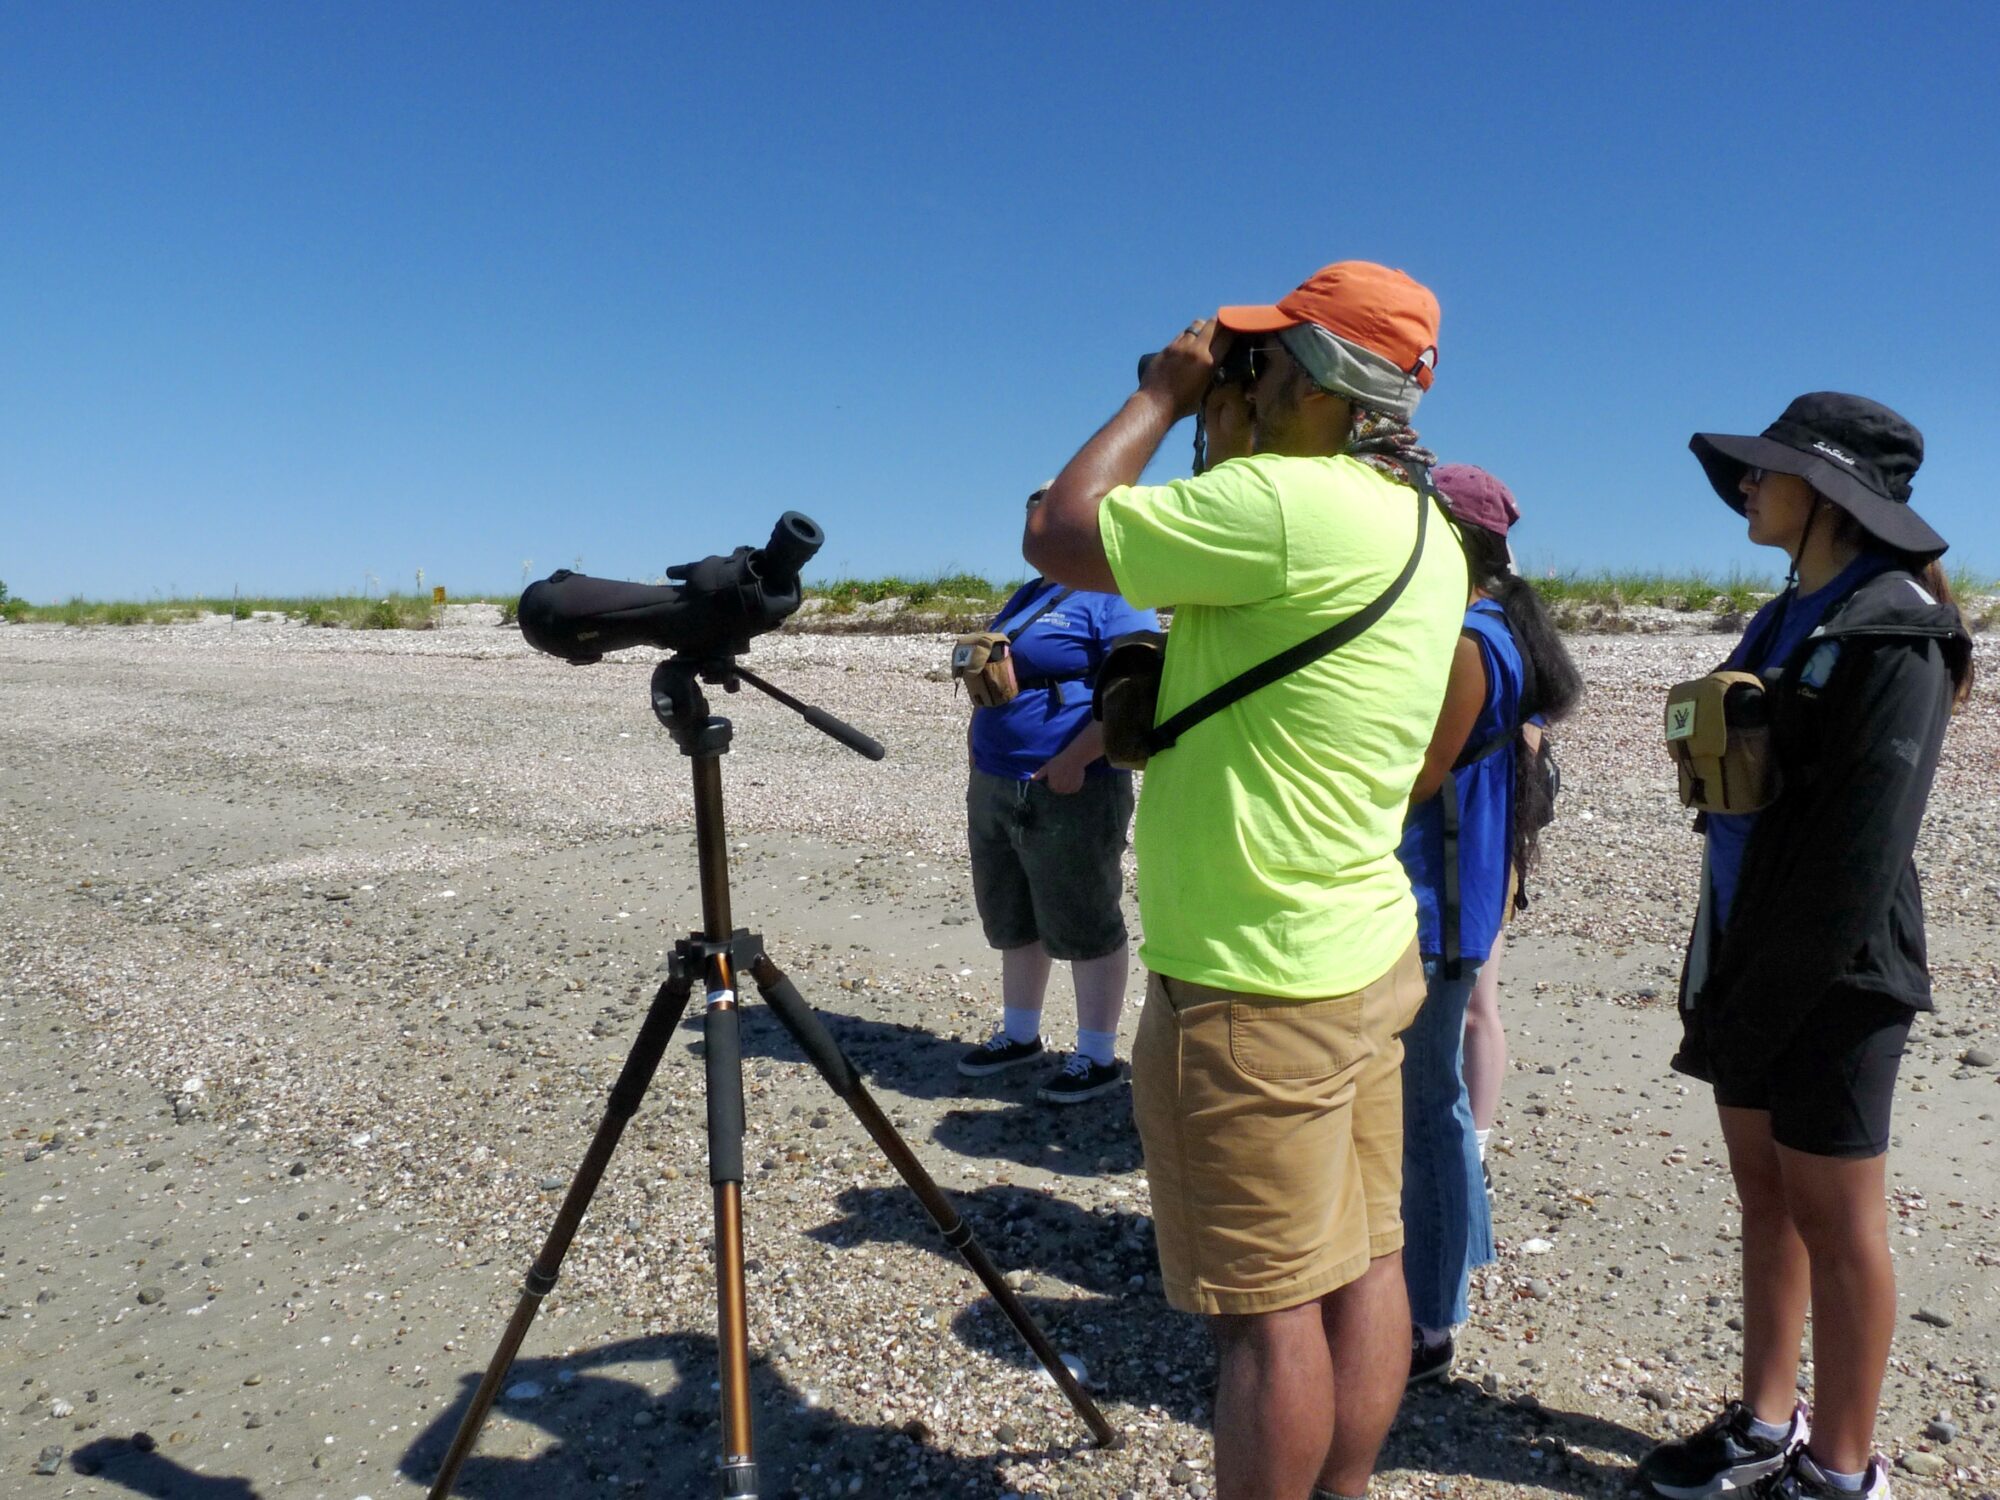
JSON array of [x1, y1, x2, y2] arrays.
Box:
[[62, 1438, 262, 1499], [397, 1332, 1026, 1498]]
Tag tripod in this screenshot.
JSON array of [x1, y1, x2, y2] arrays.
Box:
[[429, 653, 1117, 1498]]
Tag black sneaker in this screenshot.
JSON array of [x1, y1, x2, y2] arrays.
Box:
[[1638, 1400, 1809, 1499], [957, 1033, 1044, 1078], [1747, 1450, 1891, 1500], [1407, 1329, 1454, 1386], [1036, 1054, 1123, 1103]]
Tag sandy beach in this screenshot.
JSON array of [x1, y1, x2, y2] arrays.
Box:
[[3, 612, 1993, 1499]]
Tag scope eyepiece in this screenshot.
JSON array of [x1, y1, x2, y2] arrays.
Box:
[[758, 512, 822, 582]]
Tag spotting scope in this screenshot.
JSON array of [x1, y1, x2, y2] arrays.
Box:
[[518, 512, 822, 664]]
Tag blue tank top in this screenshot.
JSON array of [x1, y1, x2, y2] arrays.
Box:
[[1396, 599, 1525, 964]]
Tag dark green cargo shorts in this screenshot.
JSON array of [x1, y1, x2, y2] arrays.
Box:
[[966, 768, 1133, 961]]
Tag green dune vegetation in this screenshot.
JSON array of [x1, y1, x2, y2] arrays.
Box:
[[1, 569, 1992, 633]]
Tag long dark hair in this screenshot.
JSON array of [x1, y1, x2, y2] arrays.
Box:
[[1457, 524, 1583, 884], [1824, 508, 1977, 711]]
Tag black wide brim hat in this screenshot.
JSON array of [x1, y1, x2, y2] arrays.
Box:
[[1690, 391, 1947, 558]]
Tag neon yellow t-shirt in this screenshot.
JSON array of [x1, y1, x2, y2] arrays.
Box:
[[1099, 453, 1467, 998]]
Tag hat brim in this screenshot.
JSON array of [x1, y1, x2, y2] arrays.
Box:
[[1689, 432, 1948, 558], [1215, 303, 1298, 334]]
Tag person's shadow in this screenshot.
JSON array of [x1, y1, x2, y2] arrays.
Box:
[[61, 1438, 261, 1498], [931, 1093, 1145, 1177], [399, 1331, 1035, 1497], [1380, 1379, 1656, 1496], [807, 1182, 1213, 1425], [808, 1181, 1156, 1300], [694, 991, 1006, 1103]]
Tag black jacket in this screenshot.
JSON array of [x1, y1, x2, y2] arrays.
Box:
[[1673, 569, 1972, 1089]]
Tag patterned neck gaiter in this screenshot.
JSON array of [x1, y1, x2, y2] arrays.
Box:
[[1346, 403, 1437, 483]]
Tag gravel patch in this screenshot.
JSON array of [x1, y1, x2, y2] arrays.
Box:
[[2, 617, 1993, 1497]]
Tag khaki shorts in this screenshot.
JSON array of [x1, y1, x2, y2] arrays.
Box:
[[1131, 941, 1426, 1316]]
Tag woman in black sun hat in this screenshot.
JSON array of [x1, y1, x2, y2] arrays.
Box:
[[1637, 394, 1974, 1500]]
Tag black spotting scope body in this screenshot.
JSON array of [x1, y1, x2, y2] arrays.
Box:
[[519, 512, 823, 664]]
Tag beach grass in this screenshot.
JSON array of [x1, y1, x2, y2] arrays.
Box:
[[1523, 569, 1774, 615], [4, 567, 1992, 632]]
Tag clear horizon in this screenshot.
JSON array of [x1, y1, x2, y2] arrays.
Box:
[[5, 3, 1997, 602]]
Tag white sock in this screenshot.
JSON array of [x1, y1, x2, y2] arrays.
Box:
[[1002, 1007, 1042, 1045], [1802, 1452, 1868, 1493], [1416, 1324, 1452, 1350], [1475, 1127, 1491, 1162], [1745, 1412, 1792, 1442], [1075, 1027, 1117, 1066]]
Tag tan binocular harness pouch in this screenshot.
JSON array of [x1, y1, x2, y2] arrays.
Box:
[[951, 632, 1018, 707], [1664, 670, 1778, 814], [951, 587, 1073, 709]]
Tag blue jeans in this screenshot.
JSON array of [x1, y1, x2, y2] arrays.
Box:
[[1400, 957, 1495, 1328]]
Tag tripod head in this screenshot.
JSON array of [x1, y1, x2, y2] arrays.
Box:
[[518, 512, 822, 665]]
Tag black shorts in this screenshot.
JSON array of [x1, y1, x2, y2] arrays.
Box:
[[966, 768, 1132, 961], [1714, 988, 1913, 1158]]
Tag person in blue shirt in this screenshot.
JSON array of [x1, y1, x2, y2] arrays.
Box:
[[957, 487, 1158, 1103], [1395, 464, 1581, 1385]]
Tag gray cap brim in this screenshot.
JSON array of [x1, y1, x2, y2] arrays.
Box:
[[1279, 324, 1425, 420]]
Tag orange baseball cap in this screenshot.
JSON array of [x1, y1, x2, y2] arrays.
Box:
[[1217, 260, 1440, 392]]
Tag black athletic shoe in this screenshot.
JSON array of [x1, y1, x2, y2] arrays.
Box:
[[1407, 1330, 1454, 1386], [1036, 1054, 1123, 1104], [957, 1032, 1044, 1078], [1746, 1450, 1891, 1500], [1638, 1400, 1809, 1499]]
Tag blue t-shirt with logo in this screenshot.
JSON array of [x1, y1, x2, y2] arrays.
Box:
[[1705, 553, 1897, 925], [1397, 599, 1525, 963], [968, 581, 1158, 781]]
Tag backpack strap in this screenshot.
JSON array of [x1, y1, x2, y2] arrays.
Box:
[[1143, 461, 1436, 758], [1437, 604, 1535, 977]]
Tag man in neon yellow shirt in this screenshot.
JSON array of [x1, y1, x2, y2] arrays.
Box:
[[1025, 261, 1466, 1500]]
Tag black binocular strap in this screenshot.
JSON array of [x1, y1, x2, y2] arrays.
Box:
[[1000, 585, 1073, 639], [1144, 463, 1434, 758]]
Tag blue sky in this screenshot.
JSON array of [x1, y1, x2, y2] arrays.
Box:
[[4, 2, 1996, 601]]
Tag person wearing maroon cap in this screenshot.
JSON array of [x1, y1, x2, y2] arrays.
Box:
[[1026, 262, 1466, 1500], [1393, 464, 1580, 1387], [1638, 394, 1974, 1500]]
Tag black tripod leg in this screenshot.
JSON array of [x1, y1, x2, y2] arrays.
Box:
[[427, 970, 696, 1499], [698, 949, 760, 1498], [749, 953, 1121, 1450]]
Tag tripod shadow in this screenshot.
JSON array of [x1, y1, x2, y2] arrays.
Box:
[[61, 1438, 261, 1497], [1381, 1379, 1654, 1495], [399, 1331, 1009, 1497]]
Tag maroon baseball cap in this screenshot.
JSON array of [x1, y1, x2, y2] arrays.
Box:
[[1432, 463, 1520, 539]]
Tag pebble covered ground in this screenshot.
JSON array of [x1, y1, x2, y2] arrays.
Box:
[[1, 609, 1993, 1499]]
